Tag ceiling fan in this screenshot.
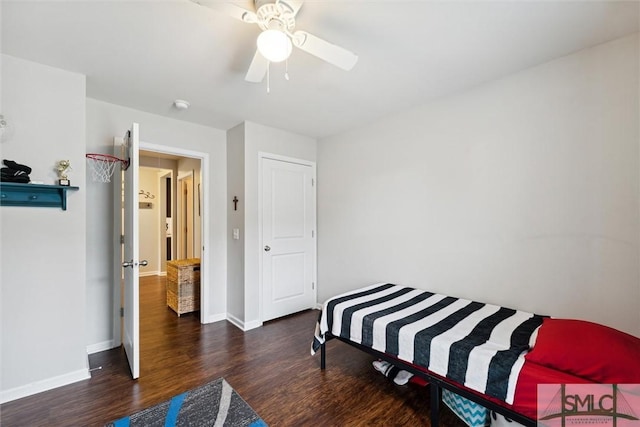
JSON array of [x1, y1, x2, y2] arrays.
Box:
[[190, 0, 358, 83]]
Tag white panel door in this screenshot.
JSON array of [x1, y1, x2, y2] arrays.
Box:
[[122, 123, 141, 379], [262, 157, 316, 321]]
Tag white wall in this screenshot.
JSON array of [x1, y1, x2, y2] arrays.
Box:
[[1, 54, 89, 401], [243, 121, 317, 327], [139, 156, 178, 273], [178, 157, 202, 258], [226, 123, 245, 323], [318, 34, 640, 337], [85, 98, 227, 351], [0, 2, 3, 115], [138, 167, 161, 275], [225, 121, 317, 329]]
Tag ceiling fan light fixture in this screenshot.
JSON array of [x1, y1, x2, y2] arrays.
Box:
[[257, 29, 292, 62]]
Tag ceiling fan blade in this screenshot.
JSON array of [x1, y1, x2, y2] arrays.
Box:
[[245, 50, 269, 82], [293, 31, 358, 71], [277, 0, 304, 17], [189, 0, 257, 23]]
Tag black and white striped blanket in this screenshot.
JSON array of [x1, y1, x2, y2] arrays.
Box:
[[311, 283, 545, 404]]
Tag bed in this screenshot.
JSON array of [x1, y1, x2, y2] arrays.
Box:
[[311, 283, 640, 426]]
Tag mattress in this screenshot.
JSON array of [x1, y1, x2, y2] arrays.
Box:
[[313, 283, 546, 404], [313, 283, 640, 421]]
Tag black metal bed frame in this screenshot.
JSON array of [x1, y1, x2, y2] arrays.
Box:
[[320, 333, 536, 427]]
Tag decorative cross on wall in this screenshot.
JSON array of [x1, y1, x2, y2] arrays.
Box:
[[233, 196, 238, 211]]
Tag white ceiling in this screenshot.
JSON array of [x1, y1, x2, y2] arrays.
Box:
[[2, 1, 638, 139]]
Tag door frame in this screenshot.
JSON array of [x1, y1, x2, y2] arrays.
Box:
[[177, 170, 195, 260], [257, 152, 317, 323], [158, 169, 173, 274], [113, 141, 211, 342]]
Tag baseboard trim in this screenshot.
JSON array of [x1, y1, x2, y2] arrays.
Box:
[[226, 314, 263, 331], [243, 319, 263, 331], [226, 313, 244, 330], [139, 271, 160, 277], [202, 313, 226, 324], [86, 340, 116, 355], [0, 368, 90, 404]]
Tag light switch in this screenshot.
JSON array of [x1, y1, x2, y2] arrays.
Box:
[[233, 228, 240, 240]]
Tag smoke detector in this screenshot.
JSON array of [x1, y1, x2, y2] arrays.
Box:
[[173, 99, 190, 110]]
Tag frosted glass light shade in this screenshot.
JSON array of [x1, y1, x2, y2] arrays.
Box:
[[257, 29, 293, 62]]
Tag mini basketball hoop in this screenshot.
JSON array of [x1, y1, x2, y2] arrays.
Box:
[[86, 153, 129, 183]]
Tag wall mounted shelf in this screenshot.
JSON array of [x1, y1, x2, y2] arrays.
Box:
[[0, 182, 79, 211]]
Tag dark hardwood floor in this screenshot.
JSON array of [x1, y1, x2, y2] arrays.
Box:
[[0, 276, 466, 426]]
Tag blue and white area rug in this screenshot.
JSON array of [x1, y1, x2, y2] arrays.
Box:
[[106, 378, 267, 427]]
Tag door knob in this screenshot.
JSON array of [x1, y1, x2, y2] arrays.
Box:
[[264, 245, 271, 252], [139, 260, 148, 267], [122, 260, 133, 268]]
